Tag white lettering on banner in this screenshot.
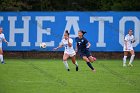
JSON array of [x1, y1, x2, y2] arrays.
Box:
[[0, 15, 139, 49], [90, 16, 113, 47], [119, 16, 140, 47], [63, 16, 80, 38], [0, 17, 3, 24], [35, 16, 55, 47], [8, 16, 31, 46]]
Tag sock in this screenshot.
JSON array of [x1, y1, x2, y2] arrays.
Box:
[[86, 62, 94, 70], [129, 55, 135, 64], [63, 61, 69, 69], [75, 61, 78, 67], [0, 55, 4, 62], [123, 56, 127, 64]]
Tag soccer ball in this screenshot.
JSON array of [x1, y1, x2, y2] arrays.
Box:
[[40, 43, 47, 48]]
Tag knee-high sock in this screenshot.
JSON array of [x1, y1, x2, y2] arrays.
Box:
[[86, 62, 94, 70], [63, 61, 69, 69], [129, 55, 135, 64], [123, 56, 127, 64], [0, 55, 4, 62]]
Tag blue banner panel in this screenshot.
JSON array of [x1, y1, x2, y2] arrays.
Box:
[[0, 12, 140, 51]]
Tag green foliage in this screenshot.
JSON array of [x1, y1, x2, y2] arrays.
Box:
[[0, 0, 31, 11], [0, 0, 140, 11]]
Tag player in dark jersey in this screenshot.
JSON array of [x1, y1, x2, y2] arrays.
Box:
[[75, 30, 96, 72]]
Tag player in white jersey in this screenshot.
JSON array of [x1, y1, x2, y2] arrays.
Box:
[[0, 27, 8, 64], [123, 29, 135, 67], [54, 30, 78, 71]]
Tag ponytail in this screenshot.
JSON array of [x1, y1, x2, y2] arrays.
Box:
[[65, 30, 69, 36], [79, 30, 87, 35]]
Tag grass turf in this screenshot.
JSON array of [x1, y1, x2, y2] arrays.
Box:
[[0, 59, 140, 93]]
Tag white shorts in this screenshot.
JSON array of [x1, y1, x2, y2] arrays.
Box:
[[64, 52, 76, 57], [123, 46, 133, 51]]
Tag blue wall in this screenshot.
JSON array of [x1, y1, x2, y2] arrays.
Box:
[[0, 12, 140, 51]]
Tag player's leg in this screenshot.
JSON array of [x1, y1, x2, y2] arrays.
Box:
[[0, 48, 5, 64], [82, 56, 95, 72], [128, 50, 135, 66], [71, 55, 78, 71], [88, 56, 96, 63], [63, 53, 70, 71], [123, 51, 128, 67], [85, 50, 96, 63]]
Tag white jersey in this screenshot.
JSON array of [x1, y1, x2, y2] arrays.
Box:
[[61, 38, 76, 55], [0, 33, 5, 48], [123, 34, 134, 51]]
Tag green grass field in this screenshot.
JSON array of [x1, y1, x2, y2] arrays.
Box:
[[0, 59, 140, 93]]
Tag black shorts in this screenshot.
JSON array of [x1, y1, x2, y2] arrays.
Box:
[[78, 49, 91, 58]]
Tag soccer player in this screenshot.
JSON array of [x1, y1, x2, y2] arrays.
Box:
[[75, 30, 96, 72], [54, 30, 78, 71], [0, 27, 8, 64], [123, 29, 135, 67]]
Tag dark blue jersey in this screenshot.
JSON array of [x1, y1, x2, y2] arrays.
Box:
[[75, 37, 88, 52]]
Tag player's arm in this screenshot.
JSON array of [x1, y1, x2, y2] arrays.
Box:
[[3, 38, 8, 44], [68, 38, 72, 47], [86, 42, 91, 49], [53, 44, 63, 50], [124, 36, 128, 50], [132, 37, 136, 43], [124, 40, 128, 50], [132, 40, 135, 43], [54, 39, 64, 50], [84, 38, 91, 49]]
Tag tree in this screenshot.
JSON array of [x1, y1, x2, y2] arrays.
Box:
[[0, 0, 140, 11]]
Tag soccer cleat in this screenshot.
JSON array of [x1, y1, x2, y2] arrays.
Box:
[[67, 69, 70, 71], [123, 64, 126, 67], [128, 63, 133, 67], [1, 61, 5, 64], [92, 69, 96, 72], [76, 66, 78, 71]]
